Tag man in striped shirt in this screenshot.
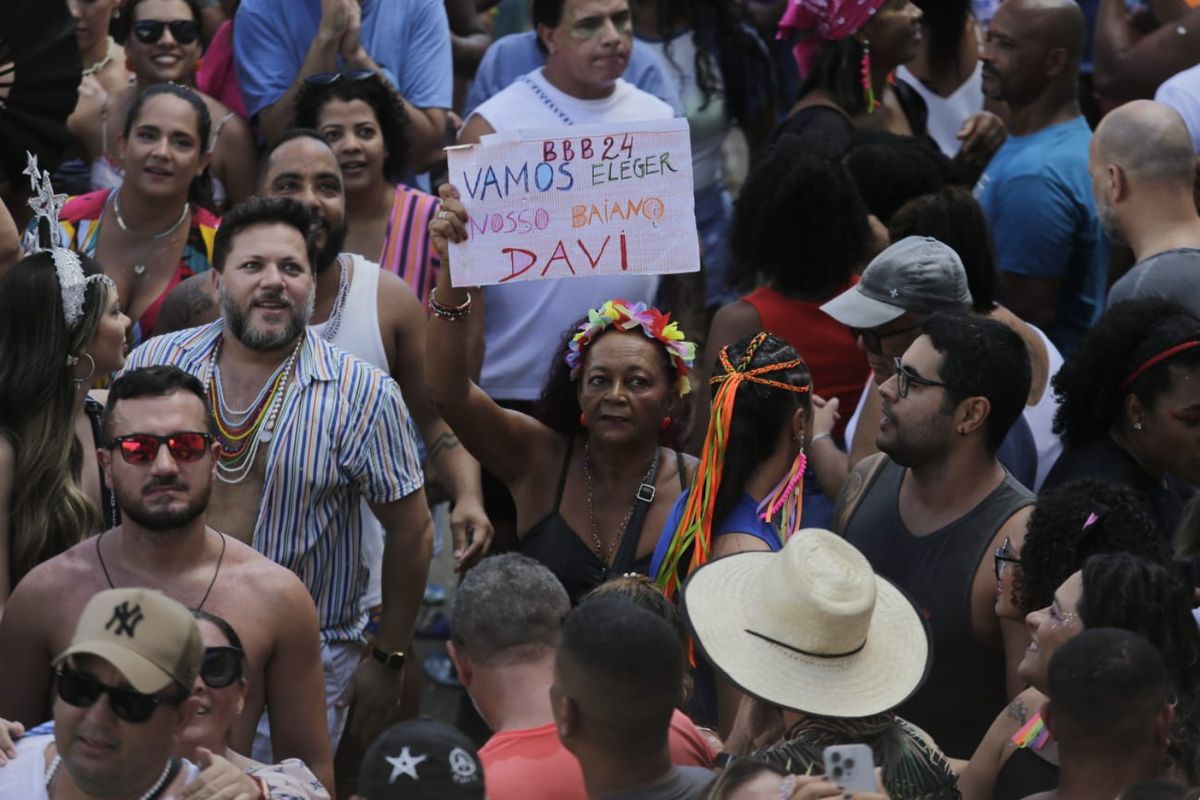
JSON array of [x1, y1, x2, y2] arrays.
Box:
[[122, 197, 432, 758]]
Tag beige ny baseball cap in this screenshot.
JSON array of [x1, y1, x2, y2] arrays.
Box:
[[53, 588, 203, 694]]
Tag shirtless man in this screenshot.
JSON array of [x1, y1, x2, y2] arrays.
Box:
[[121, 197, 432, 757], [0, 366, 333, 790], [156, 129, 493, 573]]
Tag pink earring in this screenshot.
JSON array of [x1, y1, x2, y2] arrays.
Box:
[[860, 40, 879, 115]]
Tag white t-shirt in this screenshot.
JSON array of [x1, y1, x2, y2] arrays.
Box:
[[1156, 63, 1200, 154], [896, 63, 984, 157], [469, 69, 676, 401]]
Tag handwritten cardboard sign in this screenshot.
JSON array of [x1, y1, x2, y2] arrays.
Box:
[[446, 119, 699, 287]]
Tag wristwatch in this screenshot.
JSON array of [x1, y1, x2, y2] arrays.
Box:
[[371, 647, 407, 670]]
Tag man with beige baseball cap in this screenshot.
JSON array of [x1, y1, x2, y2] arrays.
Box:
[[0, 588, 204, 799]]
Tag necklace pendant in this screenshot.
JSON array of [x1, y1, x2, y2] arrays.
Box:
[[259, 429, 273, 443], [133, 263, 147, 276]]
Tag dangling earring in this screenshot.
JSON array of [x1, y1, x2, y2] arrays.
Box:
[[579, 412, 587, 428], [72, 353, 97, 386], [660, 416, 673, 431], [860, 39, 879, 115], [757, 448, 807, 542]]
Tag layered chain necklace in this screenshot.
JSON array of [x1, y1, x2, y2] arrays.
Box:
[[206, 336, 302, 484], [317, 256, 351, 343], [583, 441, 660, 564], [110, 190, 190, 276], [46, 754, 176, 799]]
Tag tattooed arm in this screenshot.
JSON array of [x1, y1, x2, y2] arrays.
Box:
[[379, 270, 493, 570], [957, 688, 1046, 800], [832, 452, 885, 535], [154, 272, 219, 335]]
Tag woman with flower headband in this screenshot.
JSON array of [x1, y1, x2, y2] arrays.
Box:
[[427, 206, 697, 602], [0, 161, 130, 612], [650, 331, 812, 737], [1042, 299, 1200, 540]]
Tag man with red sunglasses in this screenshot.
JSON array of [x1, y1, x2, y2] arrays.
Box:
[[0, 366, 335, 792], [0, 588, 204, 798]]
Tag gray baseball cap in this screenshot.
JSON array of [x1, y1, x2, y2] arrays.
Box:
[[820, 236, 973, 328]]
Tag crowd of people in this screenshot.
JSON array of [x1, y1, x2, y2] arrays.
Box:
[[0, 0, 1199, 797]]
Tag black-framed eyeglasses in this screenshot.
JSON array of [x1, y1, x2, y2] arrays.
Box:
[[994, 536, 1021, 581], [850, 323, 922, 355], [304, 69, 377, 86], [108, 432, 213, 465], [892, 357, 947, 399], [200, 646, 244, 689], [55, 663, 167, 723], [132, 19, 201, 45]]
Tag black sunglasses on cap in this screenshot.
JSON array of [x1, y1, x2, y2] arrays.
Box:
[[201, 646, 244, 689], [132, 19, 201, 45], [304, 69, 377, 86], [56, 663, 170, 723]]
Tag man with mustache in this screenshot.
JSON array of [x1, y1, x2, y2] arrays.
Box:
[[833, 312, 1034, 760], [974, 0, 1104, 357], [117, 197, 434, 762], [0, 366, 334, 791]]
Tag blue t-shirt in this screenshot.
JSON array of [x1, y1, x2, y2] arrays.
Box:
[[648, 490, 782, 580], [234, 0, 452, 119], [464, 31, 683, 118], [975, 117, 1106, 356]]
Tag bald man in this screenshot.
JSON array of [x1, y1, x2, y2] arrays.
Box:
[[975, 0, 1106, 356], [1091, 101, 1200, 316]]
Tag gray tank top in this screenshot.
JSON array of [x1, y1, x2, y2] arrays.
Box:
[[843, 458, 1033, 759]]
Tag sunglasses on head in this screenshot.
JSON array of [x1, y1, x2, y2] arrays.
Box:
[[132, 19, 201, 45], [56, 663, 168, 723], [304, 69, 376, 86], [201, 646, 243, 689], [108, 432, 212, 465]]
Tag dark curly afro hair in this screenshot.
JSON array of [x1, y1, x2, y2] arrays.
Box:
[[1052, 299, 1200, 447], [1012, 479, 1168, 615], [293, 71, 412, 182]]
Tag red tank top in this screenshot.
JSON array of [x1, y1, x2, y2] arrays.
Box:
[[742, 285, 869, 444]]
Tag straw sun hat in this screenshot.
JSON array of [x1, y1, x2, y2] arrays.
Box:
[[682, 529, 930, 719]]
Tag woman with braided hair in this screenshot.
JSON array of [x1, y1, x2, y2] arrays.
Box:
[[650, 331, 813, 736]]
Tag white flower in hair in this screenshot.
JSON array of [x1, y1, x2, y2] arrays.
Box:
[[22, 152, 116, 331]]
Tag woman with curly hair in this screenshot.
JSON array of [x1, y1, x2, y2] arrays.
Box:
[[294, 71, 441, 308], [959, 553, 1200, 800], [994, 479, 1168, 624], [1042, 299, 1200, 538]]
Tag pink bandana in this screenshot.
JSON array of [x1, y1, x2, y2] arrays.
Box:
[[777, 0, 888, 80]]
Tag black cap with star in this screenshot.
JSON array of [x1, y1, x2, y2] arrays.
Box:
[[358, 719, 484, 800]]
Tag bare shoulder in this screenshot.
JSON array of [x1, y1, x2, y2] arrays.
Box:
[[375, 268, 424, 328], [708, 299, 762, 344], [7, 539, 104, 613], [458, 114, 495, 146], [218, 535, 313, 603], [994, 504, 1033, 549], [156, 272, 219, 335], [833, 452, 887, 534]]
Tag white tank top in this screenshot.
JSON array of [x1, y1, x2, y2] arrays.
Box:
[[311, 253, 390, 610]]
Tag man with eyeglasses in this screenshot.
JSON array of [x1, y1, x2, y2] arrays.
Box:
[[0, 366, 334, 792], [0, 588, 204, 798], [832, 312, 1035, 761], [812, 236, 1040, 495]]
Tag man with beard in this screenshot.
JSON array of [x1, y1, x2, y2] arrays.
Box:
[[1092, 101, 1200, 316], [833, 312, 1035, 760], [118, 197, 433, 758], [0, 366, 334, 791], [975, 0, 1104, 356], [157, 129, 493, 576]]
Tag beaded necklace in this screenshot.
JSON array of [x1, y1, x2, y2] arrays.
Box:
[[317, 255, 350, 343], [206, 335, 302, 484], [46, 754, 177, 800]]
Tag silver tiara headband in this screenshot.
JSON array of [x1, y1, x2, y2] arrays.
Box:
[[23, 153, 116, 331]]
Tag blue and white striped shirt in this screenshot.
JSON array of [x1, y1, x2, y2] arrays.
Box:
[[123, 321, 424, 642]]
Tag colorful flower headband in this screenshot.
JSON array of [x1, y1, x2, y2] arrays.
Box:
[[565, 299, 697, 396]]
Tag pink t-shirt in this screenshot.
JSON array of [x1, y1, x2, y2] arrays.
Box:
[[479, 711, 714, 800]]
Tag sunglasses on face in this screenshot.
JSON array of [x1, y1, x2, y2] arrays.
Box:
[[56, 663, 166, 723], [993, 536, 1021, 581], [132, 19, 201, 45], [108, 432, 212, 465], [850, 322, 922, 356], [892, 357, 947, 399], [304, 69, 376, 86], [201, 646, 244, 689]]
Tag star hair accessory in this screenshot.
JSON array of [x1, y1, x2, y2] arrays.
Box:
[[22, 152, 115, 330], [565, 299, 697, 396]]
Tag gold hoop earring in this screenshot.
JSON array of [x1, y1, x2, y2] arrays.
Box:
[[73, 353, 97, 386]]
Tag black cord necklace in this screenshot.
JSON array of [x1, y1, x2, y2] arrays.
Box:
[[96, 529, 226, 611]]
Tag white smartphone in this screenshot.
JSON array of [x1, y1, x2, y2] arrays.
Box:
[[822, 743, 877, 793]]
